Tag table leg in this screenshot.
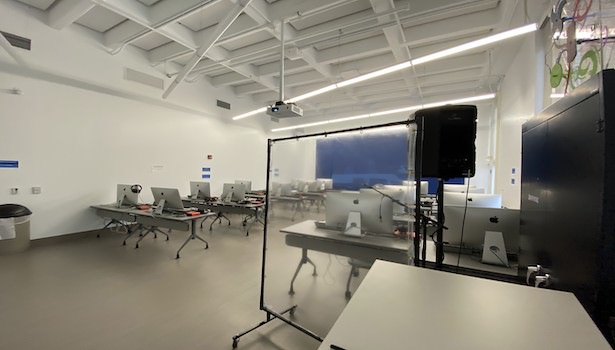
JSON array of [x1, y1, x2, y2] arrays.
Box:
[[122, 224, 144, 246], [245, 208, 263, 236], [99, 219, 129, 237], [289, 248, 317, 295], [209, 212, 231, 231], [176, 220, 209, 259], [135, 227, 154, 248]]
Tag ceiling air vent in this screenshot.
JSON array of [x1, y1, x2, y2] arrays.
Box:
[[124, 68, 164, 90], [217, 99, 231, 110], [0, 31, 31, 51]]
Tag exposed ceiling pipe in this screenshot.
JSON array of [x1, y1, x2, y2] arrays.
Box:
[[279, 20, 285, 102], [162, 0, 253, 99]]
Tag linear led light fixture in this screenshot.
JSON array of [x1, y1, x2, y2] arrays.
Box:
[[550, 93, 564, 98], [271, 93, 496, 132], [232, 23, 536, 121]]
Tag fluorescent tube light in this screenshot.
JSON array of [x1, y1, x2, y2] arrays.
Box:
[[233, 23, 536, 121], [232, 106, 267, 120], [411, 23, 537, 65], [336, 62, 413, 88], [271, 94, 495, 132], [286, 84, 337, 103], [550, 93, 564, 98]]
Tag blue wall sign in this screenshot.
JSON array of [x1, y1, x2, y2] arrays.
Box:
[[0, 160, 18, 168]]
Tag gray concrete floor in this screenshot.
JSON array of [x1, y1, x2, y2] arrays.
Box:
[[0, 203, 370, 350]]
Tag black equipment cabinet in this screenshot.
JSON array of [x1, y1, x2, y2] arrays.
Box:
[[520, 70, 615, 340]]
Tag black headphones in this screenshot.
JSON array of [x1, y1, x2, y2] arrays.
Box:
[[130, 184, 142, 194]]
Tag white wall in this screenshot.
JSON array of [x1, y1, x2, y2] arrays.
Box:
[[0, 72, 268, 239], [496, 35, 538, 209], [0, 2, 269, 239], [270, 138, 317, 184]]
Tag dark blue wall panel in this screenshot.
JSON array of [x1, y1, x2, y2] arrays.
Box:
[[315, 132, 465, 193], [316, 132, 408, 190]]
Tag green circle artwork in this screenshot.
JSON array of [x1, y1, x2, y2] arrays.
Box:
[[550, 62, 563, 88]]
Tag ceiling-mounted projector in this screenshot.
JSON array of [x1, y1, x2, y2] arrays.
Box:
[[267, 101, 303, 118]]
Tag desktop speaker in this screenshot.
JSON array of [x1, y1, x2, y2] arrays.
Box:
[[415, 105, 477, 179]]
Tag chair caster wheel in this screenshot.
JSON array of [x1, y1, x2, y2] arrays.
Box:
[[288, 290, 295, 295], [345, 291, 351, 299], [135, 244, 139, 249], [232, 339, 238, 348], [176, 254, 180, 259]]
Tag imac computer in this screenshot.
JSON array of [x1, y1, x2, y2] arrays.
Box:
[[442, 205, 520, 258], [443, 184, 484, 193], [361, 186, 412, 215], [270, 182, 282, 196], [235, 180, 252, 192], [316, 178, 333, 190], [292, 179, 307, 192], [306, 181, 320, 192], [279, 183, 294, 196], [443, 192, 502, 208], [401, 180, 429, 195], [116, 184, 139, 208], [190, 181, 211, 199], [221, 183, 246, 202], [325, 191, 393, 235], [151, 187, 186, 213]]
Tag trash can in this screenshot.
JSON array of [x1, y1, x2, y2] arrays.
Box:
[[0, 204, 32, 254]]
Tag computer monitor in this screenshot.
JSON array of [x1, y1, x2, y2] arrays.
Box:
[[316, 178, 333, 190], [270, 182, 282, 196], [442, 205, 520, 254], [361, 186, 413, 214], [235, 180, 252, 192], [221, 183, 246, 202], [116, 184, 139, 208], [443, 184, 484, 193], [279, 183, 294, 196], [402, 180, 429, 195], [306, 181, 320, 192], [151, 187, 185, 212], [325, 191, 393, 235], [190, 181, 211, 199], [443, 192, 502, 208]]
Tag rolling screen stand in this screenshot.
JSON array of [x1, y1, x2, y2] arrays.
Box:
[[232, 121, 414, 348]]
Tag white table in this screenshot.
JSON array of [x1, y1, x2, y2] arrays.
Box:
[[318, 260, 611, 350]]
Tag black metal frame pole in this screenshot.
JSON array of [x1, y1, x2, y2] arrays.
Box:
[[414, 116, 423, 266], [436, 178, 445, 268], [259, 139, 273, 310]]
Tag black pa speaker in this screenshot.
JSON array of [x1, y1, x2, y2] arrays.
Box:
[[415, 105, 477, 179]]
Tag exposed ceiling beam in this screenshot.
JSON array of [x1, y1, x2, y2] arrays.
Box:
[[163, 0, 254, 98], [370, 0, 419, 98], [47, 0, 95, 30]]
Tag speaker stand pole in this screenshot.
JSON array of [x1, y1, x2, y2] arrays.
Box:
[[436, 179, 445, 268]]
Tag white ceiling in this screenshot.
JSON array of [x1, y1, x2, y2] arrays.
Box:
[[10, 0, 552, 122]]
